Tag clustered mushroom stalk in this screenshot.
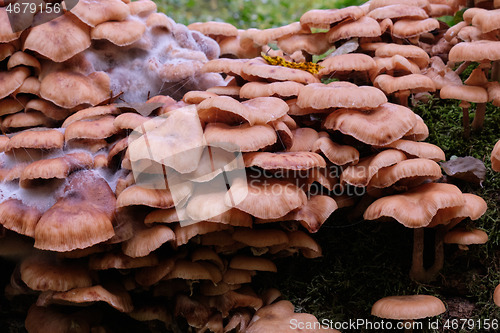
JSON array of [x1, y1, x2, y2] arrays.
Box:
[[0, 0, 499, 331]]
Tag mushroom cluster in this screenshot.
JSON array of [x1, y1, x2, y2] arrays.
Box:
[[0, 0, 498, 331]]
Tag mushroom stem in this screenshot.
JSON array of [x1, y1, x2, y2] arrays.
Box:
[[454, 61, 470, 75], [395, 90, 411, 107], [491, 61, 500, 82], [409, 228, 425, 282], [471, 102, 486, 131], [409, 227, 445, 283], [459, 100, 470, 138]]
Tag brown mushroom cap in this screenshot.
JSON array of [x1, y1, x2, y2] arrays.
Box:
[[444, 228, 488, 245], [375, 44, 430, 69], [368, 158, 442, 188], [91, 20, 146, 46], [449, 41, 500, 63], [326, 16, 382, 43], [204, 123, 277, 152], [364, 182, 465, 228], [188, 21, 238, 37], [65, 116, 117, 141], [244, 152, 326, 170], [392, 18, 440, 39], [323, 103, 417, 146], [440, 85, 488, 103], [225, 177, 307, 219], [0, 199, 42, 237], [20, 253, 92, 291], [23, 14, 91, 62], [240, 22, 306, 47], [0, 67, 30, 99], [428, 193, 488, 227], [40, 71, 111, 108], [376, 140, 445, 162], [71, 0, 131, 27], [312, 137, 359, 166], [341, 149, 407, 187], [34, 171, 116, 251], [122, 225, 175, 258], [300, 6, 365, 30], [297, 82, 387, 110], [116, 185, 177, 209], [232, 229, 289, 248], [6, 129, 64, 152], [37, 285, 133, 313], [368, 4, 429, 20], [229, 255, 277, 272], [89, 251, 158, 270], [371, 295, 446, 320], [276, 33, 332, 56], [0, 8, 22, 42]]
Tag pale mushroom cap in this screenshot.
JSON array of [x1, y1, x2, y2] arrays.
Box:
[[449, 41, 500, 63], [297, 82, 387, 110], [241, 58, 320, 84], [368, 4, 429, 20], [7, 129, 64, 151], [239, 81, 304, 99], [364, 182, 465, 228], [440, 85, 488, 103], [377, 140, 445, 162], [312, 137, 359, 166], [240, 22, 306, 47], [326, 16, 382, 43], [374, 74, 436, 94], [71, 0, 130, 27], [188, 21, 238, 37], [372, 295, 446, 320], [91, 20, 147, 46], [243, 152, 326, 170], [444, 228, 488, 245], [392, 18, 440, 38], [204, 123, 277, 152], [341, 149, 407, 187], [375, 44, 430, 69], [0, 67, 30, 99], [318, 53, 376, 77], [276, 33, 332, 56], [471, 8, 500, 33], [323, 102, 417, 146], [23, 14, 91, 62], [368, 158, 442, 188], [369, 0, 430, 11], [429, 193, 487, 227], [300, 6, 365, 30]]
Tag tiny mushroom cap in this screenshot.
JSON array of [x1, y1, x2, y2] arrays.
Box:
[[364, 182, 465, 228], [444, 228, 488, 246], [23, 14, 91, 62], [297, 82, 388, 110], [371, 295, 446, 320], [300, 6, 365, 30], [204, 123, 277, 152], [323, 103, 417, 146], [491, 139, 500, 172], [71, 0, 131, 27]]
